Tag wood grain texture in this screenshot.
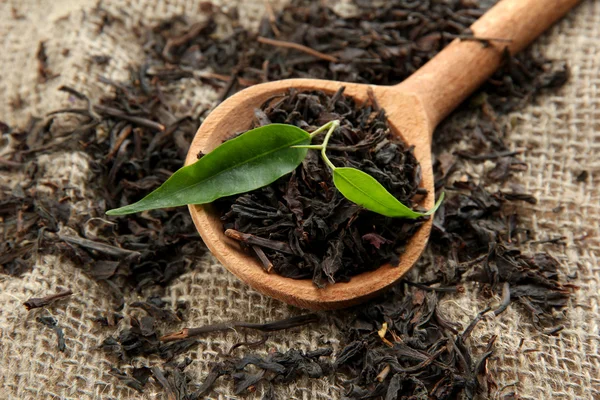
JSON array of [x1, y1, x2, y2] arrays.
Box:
[[399, 0, 581, 127], [185, 0, 579, 310]]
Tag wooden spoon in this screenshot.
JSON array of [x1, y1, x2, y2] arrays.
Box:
[[185, 0, 580, 310]]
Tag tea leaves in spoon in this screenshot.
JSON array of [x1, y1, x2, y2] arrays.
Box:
[[106, 124, 310, 215], [332, 167, 443, 219]]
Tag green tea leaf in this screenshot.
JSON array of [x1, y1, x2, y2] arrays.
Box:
[[106, 124, 310, 215], [332, 167, 443, 219]]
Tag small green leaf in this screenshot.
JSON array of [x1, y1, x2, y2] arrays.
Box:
[[332, 167, 443, 219], [106, 124, 310, 215]]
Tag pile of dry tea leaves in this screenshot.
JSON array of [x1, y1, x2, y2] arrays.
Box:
[[146, 0, 489, 93], [0, 0, 574, 399], [1, 78, 206, 311], [216, 88, 426, 286]]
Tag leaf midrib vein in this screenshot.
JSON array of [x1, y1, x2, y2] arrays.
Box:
[[152, 135, 309, 204]]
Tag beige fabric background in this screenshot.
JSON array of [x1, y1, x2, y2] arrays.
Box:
[[0, 0, 599, 399]]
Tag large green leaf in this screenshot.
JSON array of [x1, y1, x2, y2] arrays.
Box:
[[106, 124, 310, 215], [332, 167, 443, 219]]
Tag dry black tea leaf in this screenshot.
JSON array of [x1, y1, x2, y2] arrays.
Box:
[[37, 316, 66, 352], [160, 313, 319, 341], [36, 41, 55, 82], [108, 366, 151, 393], [576, 170, 588, 182], [130, 298, 181, 323], [101, 316, 161, 360], [92, 312, 124, 327], [23, 289, 73, 310]]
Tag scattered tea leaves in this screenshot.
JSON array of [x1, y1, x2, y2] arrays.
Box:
[[130, 299, 181, 323], [333, 288, 497, 399], [151, 364, 195, 400], [108, 366, 151, 393], [92, 312, 124, 327], [1, 0, 576, 399], [195, 347, 334, 396], [101, 316, 161, 360]]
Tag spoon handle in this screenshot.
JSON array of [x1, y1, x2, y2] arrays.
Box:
[[397, 0, 581, 128]]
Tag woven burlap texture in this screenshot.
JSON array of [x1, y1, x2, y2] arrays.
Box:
[[0, 0, 598, 399]]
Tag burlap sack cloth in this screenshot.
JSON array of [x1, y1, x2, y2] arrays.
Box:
[[1, 0, 598, 399]]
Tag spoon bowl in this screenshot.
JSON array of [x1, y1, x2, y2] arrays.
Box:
[[185, 0, 579, 310], [185, 79, 434, 310]]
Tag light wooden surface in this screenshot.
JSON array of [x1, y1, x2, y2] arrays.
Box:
[[185, 0, 580, 310]]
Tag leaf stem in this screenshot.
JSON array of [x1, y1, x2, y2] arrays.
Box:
[[309, 120, 335, 139], [294, 120, 340, 169], [320, 120, 339, 171]]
